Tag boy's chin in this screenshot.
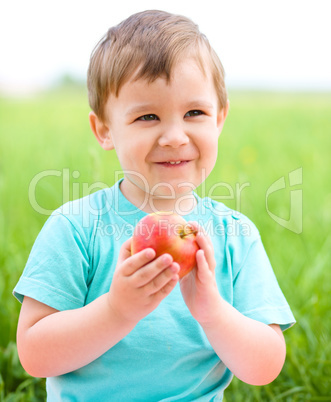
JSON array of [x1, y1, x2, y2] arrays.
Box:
[[147, 186, 197, 215], [149, 183, 196, 199]]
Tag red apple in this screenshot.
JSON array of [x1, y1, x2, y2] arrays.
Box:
[[131, 211, 199, 278]]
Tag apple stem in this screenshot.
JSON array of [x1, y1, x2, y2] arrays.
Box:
[[180, 229, 198, 239]]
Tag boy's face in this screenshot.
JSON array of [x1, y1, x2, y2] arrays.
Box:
[[90, 58, 228, 211]]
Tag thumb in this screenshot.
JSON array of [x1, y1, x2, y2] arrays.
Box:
[[118, 238, 133, 263]]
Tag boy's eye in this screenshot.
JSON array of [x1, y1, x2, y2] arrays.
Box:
[[185, 110, 203, 117], [137, 114, 159, 121]]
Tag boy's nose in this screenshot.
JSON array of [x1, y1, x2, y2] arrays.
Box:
[[158, 125, 190, 148]]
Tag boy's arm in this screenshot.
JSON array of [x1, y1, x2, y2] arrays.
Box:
[[17, 294, 134, 377], [201, 301, 286, 386], [180, 223, 286, 386], [17, 240, 180, 378]]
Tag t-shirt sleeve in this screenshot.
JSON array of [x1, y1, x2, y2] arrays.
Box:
[[13, 211, 90, 311], [232, 234, 295, 331]]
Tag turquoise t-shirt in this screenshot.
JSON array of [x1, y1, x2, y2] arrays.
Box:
[[13, 180, 295, 401]]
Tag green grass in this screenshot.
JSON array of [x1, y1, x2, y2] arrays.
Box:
[[1, 88, 330, 401]]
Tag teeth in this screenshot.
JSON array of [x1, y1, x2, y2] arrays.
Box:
[[168, 161, 182, 164]]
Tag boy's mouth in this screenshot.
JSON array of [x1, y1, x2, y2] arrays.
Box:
[[156, 160, 189, 167]]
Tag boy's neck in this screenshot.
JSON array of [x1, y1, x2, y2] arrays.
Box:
[[119, 178, 197, 215]]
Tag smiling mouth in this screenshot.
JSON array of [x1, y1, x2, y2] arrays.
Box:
[[156, 160, 189, 166]]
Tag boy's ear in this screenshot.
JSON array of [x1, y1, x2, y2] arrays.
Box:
[[89, 111, 114, 150], [217, 99, 230, 134]]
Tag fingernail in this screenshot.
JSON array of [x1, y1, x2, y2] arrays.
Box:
[[197, 249, 204, 259], [161, 254, 172, 264], [145, 249, 155, 259], [170, 263, 180, 273]]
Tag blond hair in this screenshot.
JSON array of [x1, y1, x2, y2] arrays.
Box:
[[87, 10, 227, 121]]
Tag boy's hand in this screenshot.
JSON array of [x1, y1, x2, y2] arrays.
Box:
[[107, 239, 180, 325], [180, 222, 222, 325]]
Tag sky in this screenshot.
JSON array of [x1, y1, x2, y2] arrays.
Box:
[[0, 0, 330, 95]]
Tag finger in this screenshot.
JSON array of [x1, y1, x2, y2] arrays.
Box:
[[121, 247, 156, 276], [187, 221, 216, 271], [143, 262, 180, 295], [191, 222, 212, 246], [186, 220, 200, 234], [117, 238, 134, 263], [187, 221, 212, 247], [134, 253, 175, 288], [195, 249, 212, 282], [188, 223, 215, 271], [150, 276, 179, 305], [197, 235, 216, 271]]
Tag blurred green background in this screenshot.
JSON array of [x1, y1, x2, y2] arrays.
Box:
[[0, 84, 330, 401]]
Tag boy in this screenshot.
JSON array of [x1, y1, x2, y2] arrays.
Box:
[[14, 10, 295, 401]]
